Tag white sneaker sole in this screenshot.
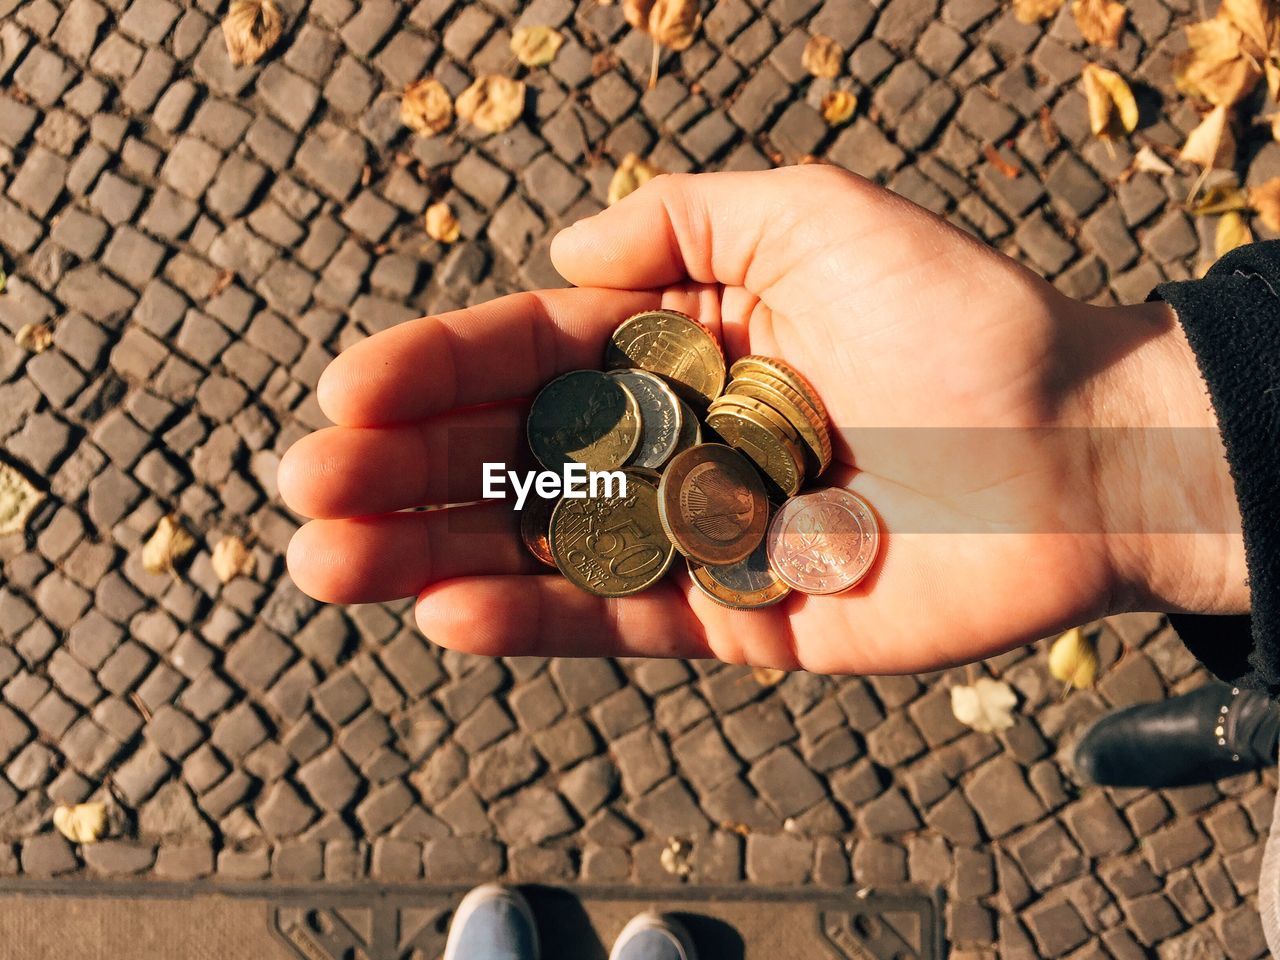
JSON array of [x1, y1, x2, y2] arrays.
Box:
[[608, 911, 699, 960], [443, 884, 539, 960]]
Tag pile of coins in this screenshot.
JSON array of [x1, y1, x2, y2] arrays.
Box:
[[520, 309, 880, 608]]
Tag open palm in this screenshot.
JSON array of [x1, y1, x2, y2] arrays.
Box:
[[281, 166, 1236, 675]]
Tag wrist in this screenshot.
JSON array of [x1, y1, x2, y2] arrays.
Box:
[[1076, 299, 1248, 617]]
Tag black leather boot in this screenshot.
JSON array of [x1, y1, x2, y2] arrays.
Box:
[[1073, 680, 1280, 788]]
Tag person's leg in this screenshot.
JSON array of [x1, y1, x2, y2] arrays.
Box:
[[609, 912, 698, 960], [443, 884, 539, 960], [1074, 680, 1280, 788]]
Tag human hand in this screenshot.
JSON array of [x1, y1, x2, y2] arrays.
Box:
[[280, 165, 1245, 674]]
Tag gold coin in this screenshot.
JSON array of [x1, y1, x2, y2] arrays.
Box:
[[725, 375, 832, 476], [519, 495, 559, 568], [766, 489, 880, 595], [687, 531, 792, 609], [671, 398, 702, 457], [549, 469, 675, 597], [705, 402, 805, 497], [527, 370, 641, 472], [710, 393, 808, 475], [606, 368, 684, 469], [605, 309, 726, 407], [657, 443, 768, 565], [730, 355, 830, 428]]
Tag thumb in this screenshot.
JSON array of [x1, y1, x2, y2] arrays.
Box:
[[550, 165, 886, 291]]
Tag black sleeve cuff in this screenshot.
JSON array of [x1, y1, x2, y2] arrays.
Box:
[[1154, 240, 1280, 695]]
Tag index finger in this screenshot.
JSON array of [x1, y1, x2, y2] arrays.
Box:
[[318, 288, 661, 427]]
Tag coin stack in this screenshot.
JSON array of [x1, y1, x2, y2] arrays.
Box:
[[521, 309, 880, 608]]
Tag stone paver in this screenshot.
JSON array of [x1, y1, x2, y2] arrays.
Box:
[[0, 0, 1269, 955]]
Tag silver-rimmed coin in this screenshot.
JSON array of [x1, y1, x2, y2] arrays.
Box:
[[606, 368, 684, 469], [672, 398, 702, 456], [766, 489, 880, 595]]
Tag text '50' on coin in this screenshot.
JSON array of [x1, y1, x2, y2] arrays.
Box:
[[606, 369, 684, 469], [766, 489, 880, 595], [658, 444, 769, 565], [606, 309, 726, 408], [549, 470, 674, 597], [527, 370, 641, 472], [687, 532, 792, 609]]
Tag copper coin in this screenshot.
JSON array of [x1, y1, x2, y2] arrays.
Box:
[[605, 309, 726, 407], [549, 469, 674, 597], [687, 532, 792, 609], [766, 489, 880, 595], [519, 495, 559, 568], [657, 443, 768, 565], [527, 370, 641, 472]]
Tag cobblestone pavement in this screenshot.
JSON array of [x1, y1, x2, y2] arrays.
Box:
[[0, 0, 1275, 957]]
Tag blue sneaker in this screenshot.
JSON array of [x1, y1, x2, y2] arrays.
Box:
[[443, 884, 540, 960], [609, 912, 699, 960]]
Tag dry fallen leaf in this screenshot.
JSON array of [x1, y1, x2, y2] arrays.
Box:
[[984, 143, 1021, 178], [53, 803, 107, 844], [15, 322, 52, 353], [1188, 182, 1251, 214], [951, 678, 1018, 734], [1175, 16, 1263, 107], [608, 153, 663, 205], [660, 836, 694, 877], [425, 202, 461, 243], [456, 75, 526, 134], [1048, 627, 1099, 690], [821, 89, 858, 126], [802, 35, 844, 78], [751, 666, 787, 688], [211, 535, 255, 583], [1216, 210, 1254, 257], [1083, 63, 1139, 138], [1180, 104, 1235, 169], [221, 0, 283, 67], [1250, 177, 1280, 230], [626, 0, 701, 87], [511, 26, 565, 67], [1220, 0, 1276, 55], [1014, 0, 1067, 22], [0, 461, 42, 537], [1132, 144, 1175, 175], [142, 515, 196, 575], [401, 79, 453, 136], [1073, 0, 1127, 47]]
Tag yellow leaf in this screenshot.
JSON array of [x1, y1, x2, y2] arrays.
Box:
[[1014, 0, 1067, 22], [1048, 627, 1099, 690], [511, 26, 565, 67], [802, 35, 844, 78], [211, 535, 255, 584], [400, 79, 453, 136], [1179, 104, 1235, 169], [0, 461, 42, 537], [648, 0, 700, 51], [15, 322, 52, 353], [142, 515, 196, 575], [660, 836, 693, 877], [950, 678, 1018, 734], [456, 75, 526, 134], [1082, 64, 1138, 138], [1072, 0, 1127, 47], [1216, 210, 1254, 257], [821, 90, 858, 126], [1249, 177, 1280, 231], [1220, 0, 1275, 55], [623, 0, 655, 29], [1273, 111, 1280, 141], [608, 153, 663, 205], [425, 202, 461, 243], [752, 666, 787, 687], [1187, 183, 1250, 215], [1132, 145, 1175, 175], [221, 0, 283, 67], [1175, 17, 1262, 106], [53, 803, 107, 844]]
